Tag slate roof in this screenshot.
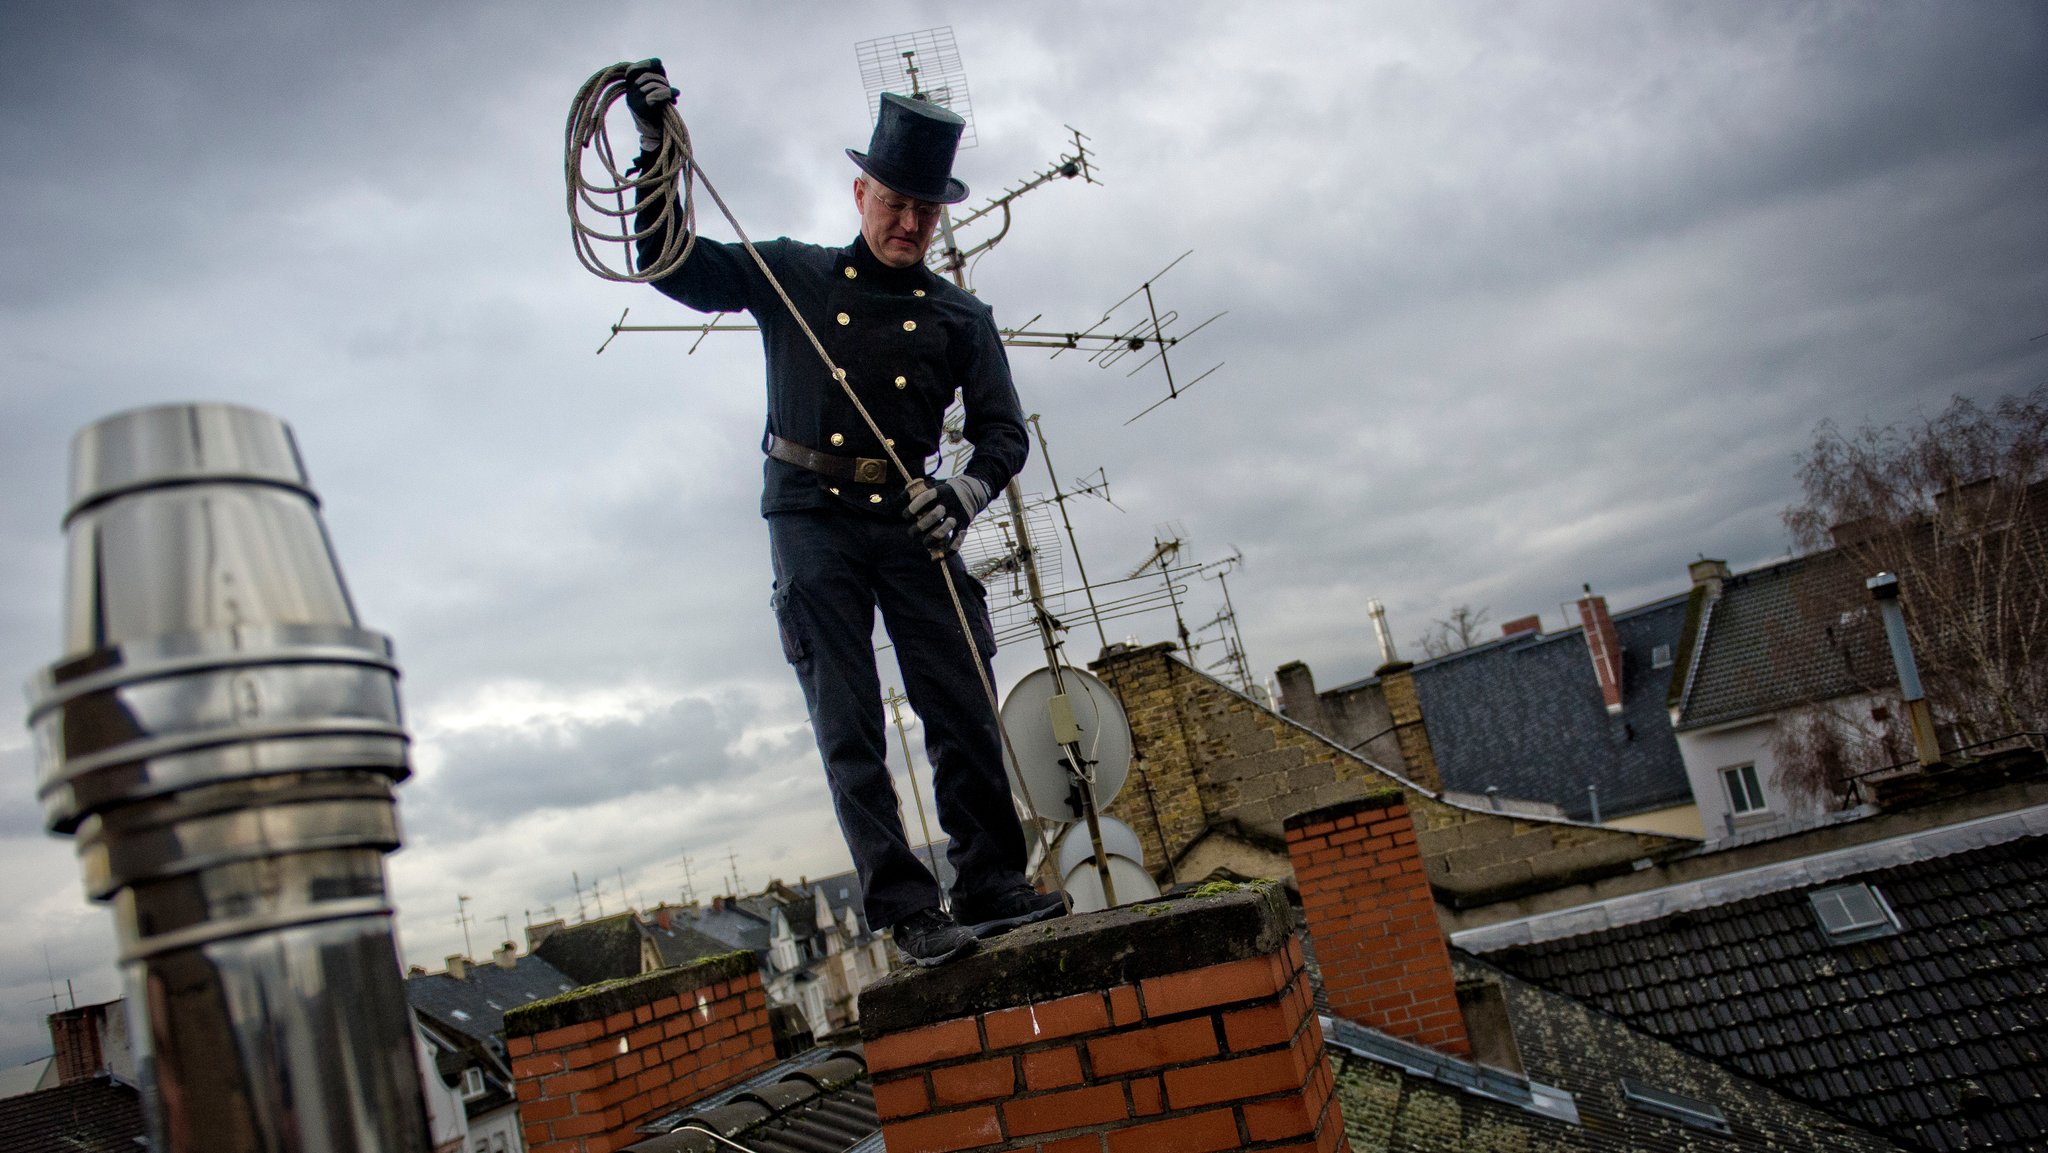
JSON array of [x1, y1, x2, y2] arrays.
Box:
[[1477, 833, 2048, 1152], [690, 901, 776, 958], [1676, 550, 1895, 730], [1326, 954, 1904, 1151], [405, 952, 578, 1051], [0, 1075, 145, 1153], [1389, 593, 1697, 820], [646, 917, 744, 970], [623, 1048, 878, 1153], [533, 910, 652, 984]]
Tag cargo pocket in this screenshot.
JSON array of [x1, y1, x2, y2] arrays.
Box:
[[950, 557, 998, 661], [769, 580, 809, 665]]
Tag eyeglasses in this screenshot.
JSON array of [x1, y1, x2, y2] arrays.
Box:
[[873, 194, 944, 226]]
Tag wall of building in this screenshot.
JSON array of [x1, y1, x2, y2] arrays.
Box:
[[1092, 643, 1691, 909], [1599, 802, 1704, 839]]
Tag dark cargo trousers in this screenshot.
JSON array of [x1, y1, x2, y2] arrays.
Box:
[[767, 509, 1030, 930]]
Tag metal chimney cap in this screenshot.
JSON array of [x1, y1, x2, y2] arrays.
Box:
[[67, 403, 315, 523], [1866, 571, 1900, 599]]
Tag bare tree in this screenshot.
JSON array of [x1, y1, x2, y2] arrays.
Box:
[[1416, 605, 1490, 659], [1780, 386, 2048, 776]]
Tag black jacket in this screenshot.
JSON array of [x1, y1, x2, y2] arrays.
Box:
[[641, 219, 1028, 518]]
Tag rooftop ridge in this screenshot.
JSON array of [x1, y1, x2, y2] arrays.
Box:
[[1450, 802, 2048, 952]]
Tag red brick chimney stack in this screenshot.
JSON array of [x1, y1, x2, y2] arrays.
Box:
[[1575, 587, 1625, 714], [860, 885, 1351, 1152], [48, 1003, 109, 1085], [505, 953, 772, 1153], [1284, 791, 1471, 1057], [1500, 614, 1541, 638]]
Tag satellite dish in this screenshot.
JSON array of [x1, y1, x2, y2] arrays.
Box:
[[1061, 854, 1160, 914], [1056, 817, 1144, 878], [1000, 666, 1132, 823]]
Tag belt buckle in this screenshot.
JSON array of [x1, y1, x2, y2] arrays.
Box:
[[854, 459, 887, 485]]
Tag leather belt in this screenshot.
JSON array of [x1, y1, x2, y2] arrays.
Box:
[[765, 434, 891, 485]]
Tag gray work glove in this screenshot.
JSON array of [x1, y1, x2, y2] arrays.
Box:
[[623, 58, 674, 155], [905, 475, 991, 553]]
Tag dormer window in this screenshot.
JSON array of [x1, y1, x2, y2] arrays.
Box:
[[461, 1066, 486, 1099]]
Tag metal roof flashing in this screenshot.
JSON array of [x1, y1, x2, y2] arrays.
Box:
[[1320, 1015, 1581, 1126]]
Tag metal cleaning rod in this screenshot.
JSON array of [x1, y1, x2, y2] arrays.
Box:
[[26, 403, 432, 1153]]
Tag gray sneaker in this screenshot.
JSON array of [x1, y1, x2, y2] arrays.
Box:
[[956, 886, 1068, 938], [893, 907, 978, 967]]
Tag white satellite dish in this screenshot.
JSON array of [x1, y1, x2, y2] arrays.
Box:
[[1062, 854, 1160, 914], [1056, 816, 1144, 878], [1000, 666, 1133, 823]]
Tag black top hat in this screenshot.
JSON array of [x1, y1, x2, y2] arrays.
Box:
[[846, 93, 969, 205]]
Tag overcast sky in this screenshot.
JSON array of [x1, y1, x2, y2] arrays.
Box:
[[2, 1, 2044, 1066]]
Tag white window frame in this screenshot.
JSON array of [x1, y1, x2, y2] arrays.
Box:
[[1722, 763, 1767, 815], [461, 1066, 486, 1100]]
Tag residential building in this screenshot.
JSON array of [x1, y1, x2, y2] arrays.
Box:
[[1091, 637, 2045, 1151], [405, 942, 578, 1153], [1278, 588, 1703, 837]]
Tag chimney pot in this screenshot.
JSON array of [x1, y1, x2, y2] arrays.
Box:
[[1687, 558, 1731, 599]]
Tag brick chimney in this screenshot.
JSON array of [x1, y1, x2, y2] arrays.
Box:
[[1284, 790, 1470, 1057], [1575, 586, 1624, 715], [1500, 614, 1541, 638], [654, 906, 672, 932], [506, 952, 772, 1153], [49, 1002, 110, 1085], [859, 885, 1351, 1152]]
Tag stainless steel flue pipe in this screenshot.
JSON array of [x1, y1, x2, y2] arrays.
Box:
[[26, 404, 433, 1153]]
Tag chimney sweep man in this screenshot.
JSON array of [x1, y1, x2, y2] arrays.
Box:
[[623, 61, 1065, 965]]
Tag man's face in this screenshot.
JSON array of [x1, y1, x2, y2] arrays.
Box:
[[855, 176, 942, 269]]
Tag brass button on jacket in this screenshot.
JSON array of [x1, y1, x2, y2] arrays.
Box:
[[829, 433, 845, 446], [836, 312, 850, 326]]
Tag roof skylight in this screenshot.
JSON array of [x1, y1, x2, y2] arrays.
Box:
[[1808, 882, 1901, 943]]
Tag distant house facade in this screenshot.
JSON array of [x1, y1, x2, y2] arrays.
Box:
[[1667, 554, 1901, 846], [1277, 587, 1703, 837], [521, 877, 891, 1042], [404, 943, 583, 1153]]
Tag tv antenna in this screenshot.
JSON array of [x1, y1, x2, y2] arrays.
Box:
[[454, 894, 475, 962], [1127, 527, 1192, 651], [1195, 549, 1259, 698], [1006, 252, 1227, 424]]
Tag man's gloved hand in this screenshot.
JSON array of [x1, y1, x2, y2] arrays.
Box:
[[623, 58, 674, 155], [905, 476, 991, 553]]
